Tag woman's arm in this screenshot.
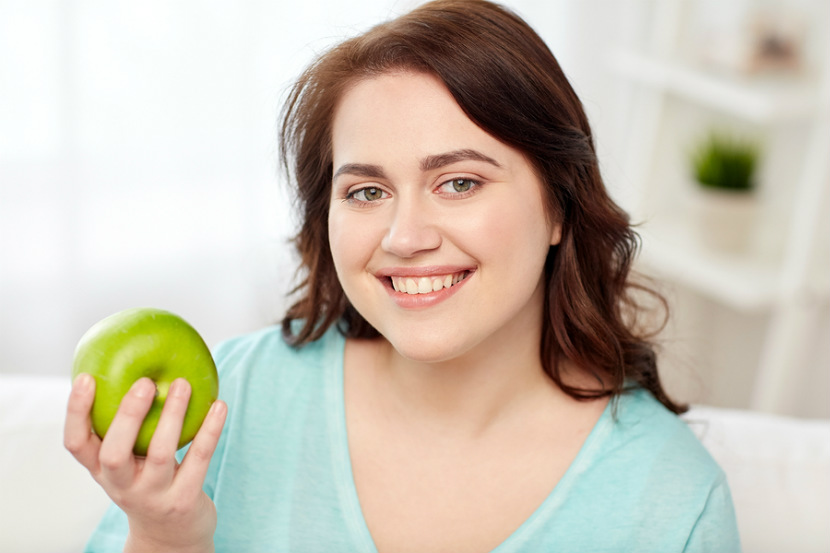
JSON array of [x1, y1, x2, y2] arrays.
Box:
[[64, 373, 227, 553]]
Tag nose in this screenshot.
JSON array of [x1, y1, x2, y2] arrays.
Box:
[[381, 195, 442, 258]]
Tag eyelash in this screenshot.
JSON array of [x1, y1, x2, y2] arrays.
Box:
[[342, 177, 483, 206], [436, 178, 481, 197], [343, 186, 390, 205]]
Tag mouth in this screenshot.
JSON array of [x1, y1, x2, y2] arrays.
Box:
[[388, 270, 472, 295]]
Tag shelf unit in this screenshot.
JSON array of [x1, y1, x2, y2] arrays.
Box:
[[612, 51, 821, 123], [637, 218, 781, 312], [611, 0, 830, 415]]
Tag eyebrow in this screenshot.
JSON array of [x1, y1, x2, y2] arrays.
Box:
[[332, 148, 501, 181], [332, 163, 387, 181], [419, 149, 501, 172]]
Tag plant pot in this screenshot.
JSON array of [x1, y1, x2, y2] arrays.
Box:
[[690, 186, 757, 254]]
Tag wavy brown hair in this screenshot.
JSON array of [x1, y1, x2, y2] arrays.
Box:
[[279, 0, 685, 414]]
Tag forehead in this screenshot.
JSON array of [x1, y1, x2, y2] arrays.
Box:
[[331, 71, 513, 167]]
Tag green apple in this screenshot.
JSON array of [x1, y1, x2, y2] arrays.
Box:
[[72, 307, 219, 456]]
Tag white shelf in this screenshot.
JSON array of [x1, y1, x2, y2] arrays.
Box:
[[612, 52, 819, 123], [613, 0, 830, 415], [636, 217, 780, 311]]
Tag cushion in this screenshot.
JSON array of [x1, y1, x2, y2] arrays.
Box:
[[0, 375, 110, 553], [684, 406, 830, 553]]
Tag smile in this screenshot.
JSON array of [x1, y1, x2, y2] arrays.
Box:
[[389, 271, 470, 295]]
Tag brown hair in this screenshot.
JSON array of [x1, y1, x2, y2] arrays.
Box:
[[279, 0, 686, 414]]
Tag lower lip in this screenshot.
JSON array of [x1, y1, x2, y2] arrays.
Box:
[[383, 274, 472, 309]]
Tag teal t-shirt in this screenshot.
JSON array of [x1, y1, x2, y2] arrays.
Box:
[[84, 325, 741, 552]]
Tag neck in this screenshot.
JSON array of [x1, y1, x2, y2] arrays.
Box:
[[365, 313, 562, 439]]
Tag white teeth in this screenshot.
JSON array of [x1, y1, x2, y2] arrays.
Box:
[[406, 278, 418, 295], [391, 272, 468, 294]]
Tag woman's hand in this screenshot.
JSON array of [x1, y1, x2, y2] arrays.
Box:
[[64, 373, 227, 553]]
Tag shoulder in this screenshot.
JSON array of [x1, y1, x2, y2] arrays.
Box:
[[566, 387, 731, 518], [548, 388, 740, 550], [610, 391, 741, 549], [212, 324, 344, 378], [209, 324, 345, 406], [601, 388, 739, 541], [606, 387, 726, 484]]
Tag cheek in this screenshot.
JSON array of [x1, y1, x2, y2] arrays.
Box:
[[460, 196, 552, 263], [327, 209, 351, 274], [328, 209, 381, 276]]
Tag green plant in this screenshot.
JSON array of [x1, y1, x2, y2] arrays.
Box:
[[691, 132, 760, 192]]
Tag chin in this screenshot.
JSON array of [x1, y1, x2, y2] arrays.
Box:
[[380, 328, 476, 365], [395, 346, 457, 364]]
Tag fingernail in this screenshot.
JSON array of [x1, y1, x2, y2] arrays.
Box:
[[74, 373, 93, 390], [170, 378, 190, 397], [133, 378, 156, 398]]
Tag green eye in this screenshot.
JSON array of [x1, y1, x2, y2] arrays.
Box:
[[450, 179, 473, 192], [437, 178, 480, 196], [349, 187, 386, 202], [362, 187, 384, 200]]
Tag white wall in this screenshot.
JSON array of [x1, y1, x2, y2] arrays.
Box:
[[2, 1, 826, 418], [0, 0, 583, 377], [0, 0, 397, 375]]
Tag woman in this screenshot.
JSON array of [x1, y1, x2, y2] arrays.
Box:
[[66, 1, 741, 551]]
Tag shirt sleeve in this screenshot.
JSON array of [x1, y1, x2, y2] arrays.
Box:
[[82, 503, 129, 552], [683, 475, 742, 553]]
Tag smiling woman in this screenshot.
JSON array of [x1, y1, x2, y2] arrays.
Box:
[[70, 1, 742, 552], [279, 0, 671, 410], [327, 71, 556, 365]]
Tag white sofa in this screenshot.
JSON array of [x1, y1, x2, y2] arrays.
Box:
[[2, 374, 829, 553]]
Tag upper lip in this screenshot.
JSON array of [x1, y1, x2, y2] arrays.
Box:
[[374, 265, 475, 278]]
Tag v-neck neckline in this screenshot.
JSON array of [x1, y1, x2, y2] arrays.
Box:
[[328, 332, 615, 553]]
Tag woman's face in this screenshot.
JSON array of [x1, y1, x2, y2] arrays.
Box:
[[329, 71, 560, 363]]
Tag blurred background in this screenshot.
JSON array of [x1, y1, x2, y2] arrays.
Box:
[[1, 0, 828, 417]]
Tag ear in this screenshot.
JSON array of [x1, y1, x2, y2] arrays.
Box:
[[550, 223, 562, 246]]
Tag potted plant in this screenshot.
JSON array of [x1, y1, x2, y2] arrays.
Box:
[[689, 131, 761, 253]]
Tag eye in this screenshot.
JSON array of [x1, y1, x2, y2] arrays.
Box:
[[438, 178, 479, 195], [347, 186, 389, 203]]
